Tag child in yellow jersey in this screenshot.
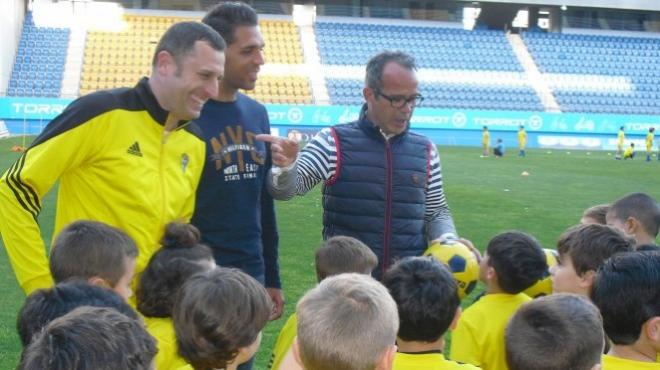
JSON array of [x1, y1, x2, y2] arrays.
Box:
[[517, 125, 527, 157], [450, 231, 547, 370], [506, 294, 605, 370], [269, 236, 378, 370], [481, 126, 490, 157], [136, 222, 216, 370], [383, 257, 480, 370], [646, 127, 655, 161], [615, 126, 625, 159], [550, 223, 633, 297], [592, 251, 660, 370], [173, 267, 272, 370], [623, 142, 635, 159], [49, 220, 138, 301]]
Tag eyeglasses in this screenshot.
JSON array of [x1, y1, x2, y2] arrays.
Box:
[[375, 90, 424, 108]]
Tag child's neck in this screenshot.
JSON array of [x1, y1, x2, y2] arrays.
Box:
[[485, 282, 506, 295], [608, 343, 657, 363], [397, 337, 444, 353]]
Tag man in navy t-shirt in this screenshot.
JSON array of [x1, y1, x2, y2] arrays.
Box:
[[193, 3, 296, 330]]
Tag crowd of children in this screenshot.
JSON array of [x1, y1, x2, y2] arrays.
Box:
[[10, 191, 660, 370]]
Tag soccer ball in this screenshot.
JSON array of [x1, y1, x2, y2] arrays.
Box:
[[522, 248, 558, 298], [424, 241, 479, 299]]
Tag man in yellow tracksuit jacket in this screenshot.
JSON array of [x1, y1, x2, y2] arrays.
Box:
[[0, 22, 226, 294]]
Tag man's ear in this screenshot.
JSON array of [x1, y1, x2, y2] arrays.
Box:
[[449, 307, 462, 331], [363, 86, 375, 101], [154, 50, 175, 76], [376, 344, 397, 370]]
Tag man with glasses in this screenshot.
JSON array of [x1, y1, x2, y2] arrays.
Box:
[[262, 51, 461, 279]]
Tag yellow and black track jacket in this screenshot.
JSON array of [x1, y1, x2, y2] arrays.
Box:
[[0, 78, 206, 294]]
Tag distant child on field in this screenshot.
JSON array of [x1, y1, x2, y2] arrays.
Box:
[[580, 203, 610, 225], [482, 126, 490, 157], [18, 306, 156, 370], [49, 220, 138, 300], [137, 222, 216, 370], [450, 231, 547, 370], [506, 293, 605, 370], [551, 223, 634, 297], [173, 267, 272, 370], [17, 280, 139, 348], [383, 257, 480, 370], [606, 192, 660, 247], [269, 236, 378, 370], [517, 125, 527, 157], [293, 273, 399, 370], [623, 142, 635, 159], [493, 138, 504, 158], [591, 251, 660, 369]]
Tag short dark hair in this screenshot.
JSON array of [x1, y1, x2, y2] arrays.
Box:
[[581, 203, 610, 225], [591, 251, 660, 345], [383, 256, 459, 343], [506, 294, 604, 370], [608, 192, 660, 238], [17, 281, 138, 347], [315, 236, 378, 281], [137, 222, 214, 318], [486, 231, 547, 294], [18, 306, 156, 370], [202, 2, 258, 45], [152, 21, 226, 68], [556, 224, 634, 276], [173, 267, 271, 369], [49, 220, 138, 288], [365, 50, 416, 91]]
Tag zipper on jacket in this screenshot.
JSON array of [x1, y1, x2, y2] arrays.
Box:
[[382, 139, 393, 276]]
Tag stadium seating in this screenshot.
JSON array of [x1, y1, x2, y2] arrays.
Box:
[[79, 14, 196, 96], [79, 15, 310, 101], [327, 79, 543, 111], [316, 22, 522, 71], [243, 76, 312, 104], [522, 31, 660, 115], [8, 12, 69, 97]]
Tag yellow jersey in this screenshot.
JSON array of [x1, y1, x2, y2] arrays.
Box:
[[517, 129, 527, 149], [269, 313, 298, 370], [647, 132, 655, 151], [0, 78, 206, 294], [617, 130, 625, 148], [450, 293, 531, 370], [144, 317, 188, 370], [482, 130, 490, 146], [623, 146, 634, 159], [394, 352, 481, 370], [602, 354, 660, 369]]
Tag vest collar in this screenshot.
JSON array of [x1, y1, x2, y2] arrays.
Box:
[[357, 103, 410, 141]]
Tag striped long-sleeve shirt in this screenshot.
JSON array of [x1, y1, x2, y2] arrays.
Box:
[[270, 127, 457, 240]]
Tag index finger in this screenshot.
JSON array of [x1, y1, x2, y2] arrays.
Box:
[[255, 134, 280, 143]]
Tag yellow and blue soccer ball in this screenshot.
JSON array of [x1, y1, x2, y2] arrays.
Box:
[[424, 241, 479, 299], [522, 248, 558, 298]]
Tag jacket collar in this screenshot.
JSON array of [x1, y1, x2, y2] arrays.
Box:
[[135, 77, 189, 129]]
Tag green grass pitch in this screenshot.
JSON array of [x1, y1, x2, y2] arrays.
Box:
[[0, 135, 658, 368]]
